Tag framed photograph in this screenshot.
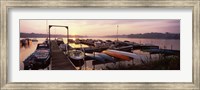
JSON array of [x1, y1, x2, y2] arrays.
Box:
[[1, 0, 199, 89]]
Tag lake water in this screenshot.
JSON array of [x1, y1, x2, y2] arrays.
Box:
[[20, 38, 180, 70]]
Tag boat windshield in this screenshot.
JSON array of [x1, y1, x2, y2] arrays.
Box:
[[36, 44, 49, 49]]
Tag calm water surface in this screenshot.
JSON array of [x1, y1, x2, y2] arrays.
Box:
[[20, 38, 180, 70]]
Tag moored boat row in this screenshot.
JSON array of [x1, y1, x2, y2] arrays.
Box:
[[53, 38, 180, 69], [22, 38, 180, 70]]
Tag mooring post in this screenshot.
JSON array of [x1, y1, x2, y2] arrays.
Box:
[[49, 25, 52, 54], [81, 44, 86, 70], [66, 26, 69, 56]]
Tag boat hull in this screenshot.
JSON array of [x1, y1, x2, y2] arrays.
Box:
[[103, 50, 131, 61], [69, 58, 84, 67], [23, 54, 50, 70], [23, 43, 51, 70], [96, 53, 115, 63], [85, 53, 105, 63], [107, 50, 140, 60]]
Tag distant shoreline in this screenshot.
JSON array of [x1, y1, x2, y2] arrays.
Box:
[[20, 37, 180, 40], [20, 32, 180, 40]]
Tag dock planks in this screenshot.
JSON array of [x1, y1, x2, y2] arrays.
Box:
[[51, 40, 76, 70]]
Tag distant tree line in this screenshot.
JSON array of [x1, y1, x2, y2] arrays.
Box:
[[20, 32, 87, 38], [21, 32, 180, 39], [127, 32, 180, 39]]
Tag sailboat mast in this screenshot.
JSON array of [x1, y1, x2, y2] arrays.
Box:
[[46, 20, 49, 41], [117, 25, 119, 42], [46, 20, 48, 35]]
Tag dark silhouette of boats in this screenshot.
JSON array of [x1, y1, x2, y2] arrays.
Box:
[[20, 38, 32, 47], [56, 38, 64, 46]]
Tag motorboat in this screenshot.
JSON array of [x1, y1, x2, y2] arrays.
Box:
[[56, 38, 64, 46], [23, 43, 50, 70]]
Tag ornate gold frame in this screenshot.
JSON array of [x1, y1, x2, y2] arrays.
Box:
[[0, 0, 199, 89]]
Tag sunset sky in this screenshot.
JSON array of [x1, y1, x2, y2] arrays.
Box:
[[20, 20, 180, 36]]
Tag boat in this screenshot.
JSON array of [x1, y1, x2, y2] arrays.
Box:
[[43, 38, 49, 44], [68, 50, 106, 67], [106, 50, 141, 60], [23, 43, 50, 70], [68, 39, 75, 43], [113, 45, 133, 52], [69, 50, 85, 60], [85, 53, 105, 63], [75, 38, 81, 44], [59, 44, 72, 51], [95, 52, 115, 63], [56, 38, 64, 46], [132, 44, 159, 50], [68, 50, 85, 67], [142, 48, 180, 56], [103, 50, 131, 61]]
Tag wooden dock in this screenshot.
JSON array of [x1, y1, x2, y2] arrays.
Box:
[[50, 40, 76, 70]]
